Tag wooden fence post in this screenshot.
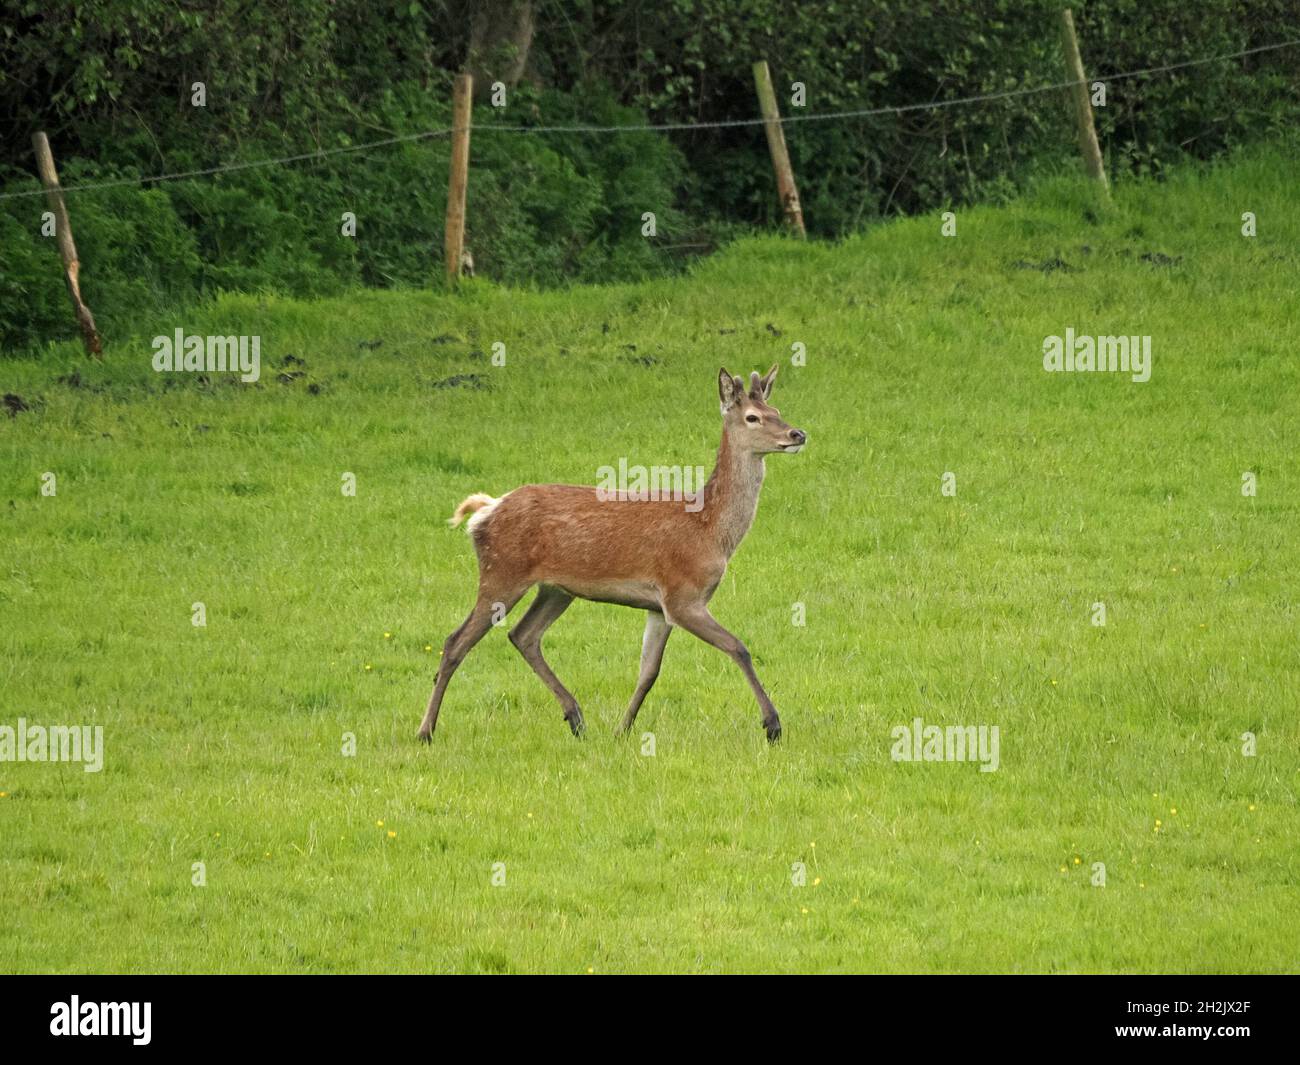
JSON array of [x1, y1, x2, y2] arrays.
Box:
[[1059, 8, 1110, 198], [31, 132, 102, 356], [752, 61, 806, 237], [445, 72, 474, 286]]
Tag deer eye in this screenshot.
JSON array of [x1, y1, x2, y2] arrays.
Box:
[[745, 413, 760, 424]]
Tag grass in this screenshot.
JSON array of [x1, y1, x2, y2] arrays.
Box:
[[1, 147, 1297, 973]]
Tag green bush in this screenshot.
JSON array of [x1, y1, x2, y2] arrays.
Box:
[[0, 165, 203, 351], [0, 81, 688, 351]]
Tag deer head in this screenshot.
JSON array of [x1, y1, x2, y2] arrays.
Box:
[[718, 365, 807, 455]]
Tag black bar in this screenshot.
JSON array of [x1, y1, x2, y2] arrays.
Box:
[[0, 975, 1292, 1052]]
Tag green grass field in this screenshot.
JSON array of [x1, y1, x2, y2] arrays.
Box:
[[2, 149, 1297, 973]]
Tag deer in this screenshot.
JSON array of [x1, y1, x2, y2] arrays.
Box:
[[417, 365, 807, 745]]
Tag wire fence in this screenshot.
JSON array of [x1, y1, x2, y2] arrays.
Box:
[[1, 37, 1296, 202]]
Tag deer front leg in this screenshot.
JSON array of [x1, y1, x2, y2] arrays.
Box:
[[617, 610, 672, 735], [664, 599, 782, 742]]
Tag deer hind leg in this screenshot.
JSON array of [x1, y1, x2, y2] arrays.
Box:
[[664, 598, 782, 743], [417, 581, 532, 743], [508, 584, 584, 736], [617, 610, 672, 736]]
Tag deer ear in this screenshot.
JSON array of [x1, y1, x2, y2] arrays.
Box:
[[718, 367, 741, 410], [759, 363, 778, 399]]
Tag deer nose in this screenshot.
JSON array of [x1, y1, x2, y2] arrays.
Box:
[[789, 428, 807, 445]]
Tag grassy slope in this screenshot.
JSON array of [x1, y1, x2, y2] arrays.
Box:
[[1, 150, 1296, 973]]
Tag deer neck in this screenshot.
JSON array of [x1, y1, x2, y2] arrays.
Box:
[[703, 426, 766, 556]]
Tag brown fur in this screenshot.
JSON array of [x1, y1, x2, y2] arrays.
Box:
[[418, 365, 806, 744]]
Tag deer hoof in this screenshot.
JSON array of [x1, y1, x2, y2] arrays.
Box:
[[567, 713, 586, 738], [765, 721, 783, 743], [417, 729, 433, 745]]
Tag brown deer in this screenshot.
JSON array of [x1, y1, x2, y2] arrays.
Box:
[[417, 365, 806, 744]]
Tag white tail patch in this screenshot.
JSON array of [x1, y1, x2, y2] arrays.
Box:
[[448, 492, 503, 534]]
